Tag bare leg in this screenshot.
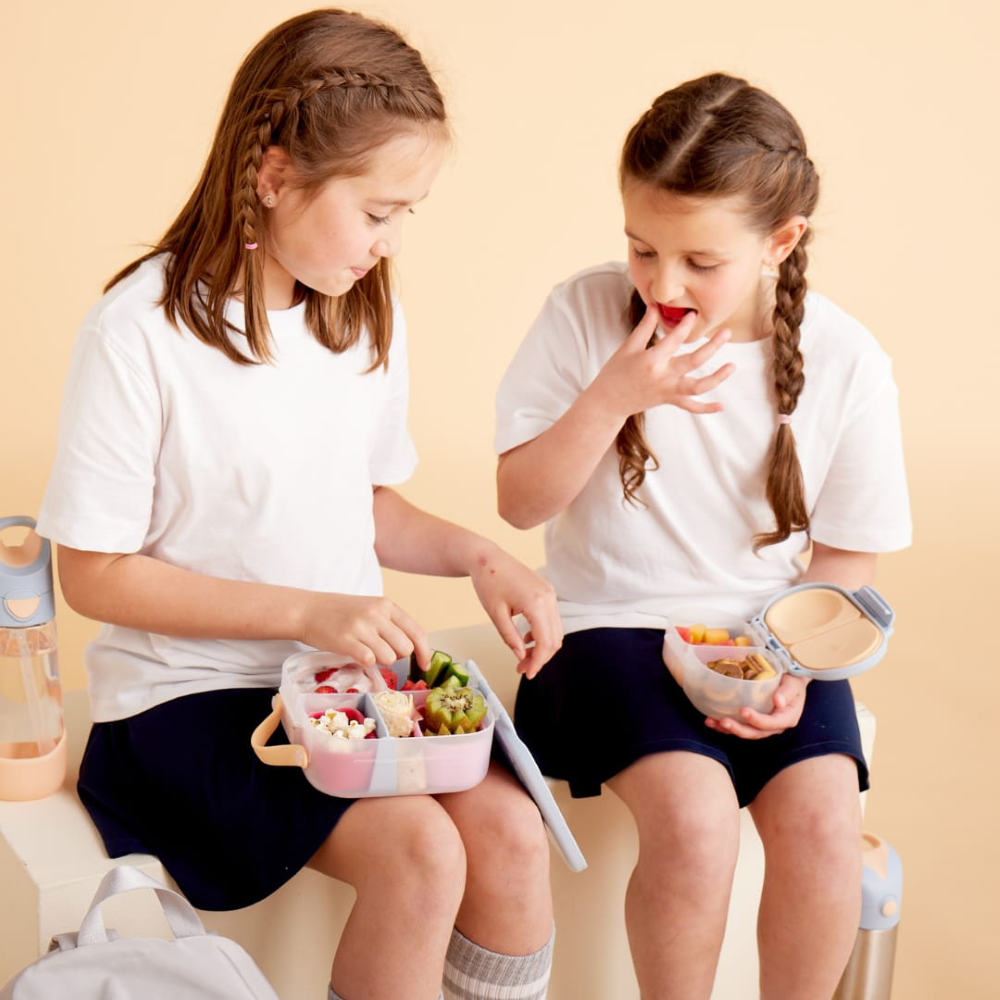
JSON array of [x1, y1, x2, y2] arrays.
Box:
[[309, 794, 465, 1000], [608, 751, 741, 1000], [435, 762, 553, 953], [748, 754, 862, 1000]]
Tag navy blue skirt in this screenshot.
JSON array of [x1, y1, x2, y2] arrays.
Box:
[[78, 688, 356, 911], [514, 627, 869, 806]]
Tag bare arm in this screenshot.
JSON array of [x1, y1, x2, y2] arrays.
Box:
[[497, 308, 733, 529], [56, 543, 430, 669], [802, 541, 877, 589], [372, 487, 561, 677], [56, 487, 563, 678], [496, 390, 629, 530]]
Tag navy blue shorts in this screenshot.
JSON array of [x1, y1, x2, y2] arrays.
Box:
[[78, 688, 356, 911], [514, 628, 869, 806]]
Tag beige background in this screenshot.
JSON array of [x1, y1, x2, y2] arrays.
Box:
[[2, 0, 997, 996]]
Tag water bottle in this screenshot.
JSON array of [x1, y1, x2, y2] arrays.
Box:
[[832, 831, 903, 1000], [0, 515, 66, 800]]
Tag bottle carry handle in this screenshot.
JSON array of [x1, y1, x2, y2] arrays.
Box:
[[250, 694, 309, 770], [0, 515, 49, 575]]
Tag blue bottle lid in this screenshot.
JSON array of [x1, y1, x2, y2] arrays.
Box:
[[858, 832, 902, 930], [0, 516, 56, 628]]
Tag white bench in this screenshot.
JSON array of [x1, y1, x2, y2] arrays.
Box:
[[0, 623, 874, 998]]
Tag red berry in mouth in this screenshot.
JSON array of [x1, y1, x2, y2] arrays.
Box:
[[657, 304, 691, 324]]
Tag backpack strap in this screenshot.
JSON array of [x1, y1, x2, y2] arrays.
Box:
[[75, 865, 206, 946]]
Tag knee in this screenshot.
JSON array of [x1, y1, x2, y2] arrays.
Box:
[[763, 806, 861, 892], [466, 792, 550, 889], [639, 807, 740, 890], [364, 802, 467, 906], [402, 804, 468, 878]]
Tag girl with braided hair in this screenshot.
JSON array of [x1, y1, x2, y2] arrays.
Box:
[[38, 10, 558, 1000], [496, 73, 911, 999]]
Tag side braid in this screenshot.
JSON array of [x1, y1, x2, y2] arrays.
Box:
[[232, 112, 273, 362], [754, 238, 811, 550]]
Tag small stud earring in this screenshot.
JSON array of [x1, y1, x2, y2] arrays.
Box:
[[761, 259, 779, 278], [263, 193, 275, 208]]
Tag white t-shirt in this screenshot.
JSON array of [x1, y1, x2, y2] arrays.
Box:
[[38, 257, 417, 721], [495, 262, 912, 632]]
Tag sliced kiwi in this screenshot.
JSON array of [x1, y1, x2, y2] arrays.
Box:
[[423, 685, 487, 736]]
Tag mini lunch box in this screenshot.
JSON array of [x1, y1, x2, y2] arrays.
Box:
[[662, 583, 895, 720], [251, 650, 494, 797]]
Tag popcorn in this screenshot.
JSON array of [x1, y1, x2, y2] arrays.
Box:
[[309, 707, 377, 740]]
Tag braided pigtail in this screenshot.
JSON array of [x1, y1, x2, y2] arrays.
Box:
[[230, 108, 274, 363], [753, 237, 811, 550]]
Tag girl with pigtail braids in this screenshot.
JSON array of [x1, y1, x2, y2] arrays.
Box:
[[40, 11, 560, 1000], [497, 73, 910, 999]]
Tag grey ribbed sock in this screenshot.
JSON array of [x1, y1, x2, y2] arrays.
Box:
[[442, 926, 555, 999], [331, 987, 443, 1000]]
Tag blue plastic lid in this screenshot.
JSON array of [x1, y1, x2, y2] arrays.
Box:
[[858, 832, 902, 930], [0, 516, 56, 628]]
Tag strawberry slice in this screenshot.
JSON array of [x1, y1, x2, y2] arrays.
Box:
[[657, 304, 693, 328]]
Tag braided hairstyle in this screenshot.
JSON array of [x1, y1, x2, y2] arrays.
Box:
[[108, 9, 447, 369], [618, 73, 819, 550]]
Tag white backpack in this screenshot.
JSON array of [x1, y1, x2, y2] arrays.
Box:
[[0, 865, 279, 999]]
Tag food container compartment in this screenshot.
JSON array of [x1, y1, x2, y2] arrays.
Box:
[[284, 692, 379, 795], [661, 586, 895, 720], [670, 642, 782, 719], [252, 651, 494, 797], [662, 606, 781, 720]]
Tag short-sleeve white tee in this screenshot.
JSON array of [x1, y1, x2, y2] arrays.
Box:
[[495, 262, 912, 632], [38, 257, 417, 720]]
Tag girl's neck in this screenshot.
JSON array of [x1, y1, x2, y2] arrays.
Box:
[[724, 279, 776, 343]]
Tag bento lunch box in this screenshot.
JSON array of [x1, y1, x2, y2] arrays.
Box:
[[251, 650, 494, 797], [662, 584, 895, 720]]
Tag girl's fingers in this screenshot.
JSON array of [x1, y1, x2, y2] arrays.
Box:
[[685, 362, 735, 397], [387, 606, 429, 668], [487, 605, 527, 662], [621, 303, 663, 352], [645, 307, 699, 355], [516, 613, 563, 678], [682, 325, 731, 368]]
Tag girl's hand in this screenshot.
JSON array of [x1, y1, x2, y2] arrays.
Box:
[[468, 547, 562, 679], [703, 674, 810, 740], [298, 593, 431, 670], [590, 306, 734, 420]]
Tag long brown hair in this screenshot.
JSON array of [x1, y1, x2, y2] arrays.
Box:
[[107, 8, 447, 369], [619, 73, 818, 550]]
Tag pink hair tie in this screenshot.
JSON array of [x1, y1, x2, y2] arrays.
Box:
[[244, 242, 259, 250], [777, 414, 792, 425]]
